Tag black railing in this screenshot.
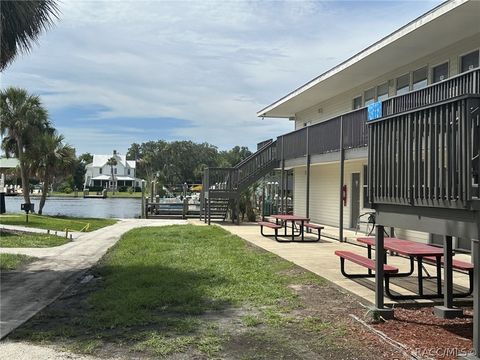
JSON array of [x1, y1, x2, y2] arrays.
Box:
[[277, 68, 480, 161], [382, 68, 479, 116], [204, 140, 278, 195], [368, 95, 480, 209]]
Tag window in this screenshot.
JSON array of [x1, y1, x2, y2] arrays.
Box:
[[352, 96, 362, 110], [363, 165, 370, 208], [432, 62, 449, 83], [412, 67, 428, 90], [114, 168, 117, 174], [376, 83, 389, 102], [364, 88, 375, 106], [396, 74, 410, 95], [127, 169, 131, 175], [99, 168, 102, 174], [461, 50, 479, 72]]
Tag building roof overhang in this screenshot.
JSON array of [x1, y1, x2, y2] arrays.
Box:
[[257, 0, 479, 119]]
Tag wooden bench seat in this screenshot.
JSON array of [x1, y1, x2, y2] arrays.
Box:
[[296, 222, 324, 240], [303, 223, 324, 230], [258, 221, 282, 240], [423, 256, 473, 271], [258, 221, 282, 229], [335, 250, 399, 276]]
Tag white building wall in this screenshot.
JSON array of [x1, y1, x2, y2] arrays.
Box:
[[293, 159, 429, 243], [294, 34, 480, 129]]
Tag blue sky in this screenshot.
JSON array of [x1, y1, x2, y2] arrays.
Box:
[[2, 0, 442, 155]]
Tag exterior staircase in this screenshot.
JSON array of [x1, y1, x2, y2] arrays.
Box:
[[200, 140, 278, 224]]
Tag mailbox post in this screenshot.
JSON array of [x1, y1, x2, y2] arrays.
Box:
[[21, 203, 35, 223]]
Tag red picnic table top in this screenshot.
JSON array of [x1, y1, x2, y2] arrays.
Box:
[[357, 237, 444, 257], [271, 214, 310, 221]]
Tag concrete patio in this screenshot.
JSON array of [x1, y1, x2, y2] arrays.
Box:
[[190, 220, 473, 306]]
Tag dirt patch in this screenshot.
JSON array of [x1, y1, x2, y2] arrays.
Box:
[[373, 306, 473, 360], [9, 266, 411, 360]]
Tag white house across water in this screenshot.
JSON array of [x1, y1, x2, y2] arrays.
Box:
[[84, 150, 142, 190]]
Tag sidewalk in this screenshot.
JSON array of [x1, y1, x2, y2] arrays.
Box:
[[0, 219, 186, 339], [193, 220, 472, 306]]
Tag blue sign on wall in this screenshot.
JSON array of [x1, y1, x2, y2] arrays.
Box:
[[367, 101, 382, 121]]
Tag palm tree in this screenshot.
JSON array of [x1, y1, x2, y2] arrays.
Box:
[[0, 87, 51, 205], [34, 132, 75, 214], [106, 157, 118, 194], [0, 0, 59, 71]]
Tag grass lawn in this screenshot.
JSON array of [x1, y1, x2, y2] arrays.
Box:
[[10, 225, 396, 359], [0, 231, 69, 248], [0, 214, 117, 232], [0, 253, 38, 271]]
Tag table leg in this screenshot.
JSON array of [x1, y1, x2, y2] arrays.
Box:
[[291, 221, 294, 242], [301, 220, 305, 241], [436, 255, 442, 297], [367, 245, 372, 275], [418, 257, 424, 297]]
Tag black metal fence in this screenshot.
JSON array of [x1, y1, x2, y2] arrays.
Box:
[[277, 68, 480, 161], [368, 95, 480, 209]]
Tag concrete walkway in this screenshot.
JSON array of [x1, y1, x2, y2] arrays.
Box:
[[195, 220, 472, 306], [1, 224, 81, 240], [0, 219, 186, 339]]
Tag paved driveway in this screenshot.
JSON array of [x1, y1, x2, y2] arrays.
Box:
[[0, 219, 186, 339]]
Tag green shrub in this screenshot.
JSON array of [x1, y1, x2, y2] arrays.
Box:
[[63, 187, 72, 194]]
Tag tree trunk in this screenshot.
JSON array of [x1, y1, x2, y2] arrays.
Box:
[[17, 138, 31, 205], [38, 179, 49, 215]]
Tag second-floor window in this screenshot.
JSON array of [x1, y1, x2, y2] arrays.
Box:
[[114, 168, 117, 174], [432, 62, 449, 83], [412, 66, 428, 90], [364, 88, 375, 106], [352, 96, 362, 110], [376, 83, 389, 102], [461, 50, 479, 73], [396, 73, 410, 95], [127, 169, 131, 175], [99, 168, 102, 174]]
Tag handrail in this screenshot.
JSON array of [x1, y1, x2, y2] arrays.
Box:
[[277, 68, 480, 161], [234, 139, 273, 169]]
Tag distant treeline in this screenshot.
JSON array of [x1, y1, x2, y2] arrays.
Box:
[[125, 140, 252, 185]]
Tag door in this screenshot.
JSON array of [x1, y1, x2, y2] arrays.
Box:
[[350, 173, 361, 228]]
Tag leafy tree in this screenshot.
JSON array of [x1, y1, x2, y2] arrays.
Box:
[[106, 156, 118, 194], [0, 0, 60, 71], [78, 152, 93, 164], [0, 87, 51, 204], [34, 132, 75, 214]]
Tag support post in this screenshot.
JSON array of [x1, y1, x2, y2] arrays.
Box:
[[461, 238, 480, 360], [370, 224, 394, 319], [236, 198, 240, 225], [339, 116, 345, 242], [306, 125, 310, 219], [141, 180, 145, 219], [434, 235, 463, 318], [262, 185, 266, 221], [280, 160, 285, 214], [207, 197, 211, 225]]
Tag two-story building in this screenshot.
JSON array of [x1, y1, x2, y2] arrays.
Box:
[[256, 0, 479, 250], [84, 150, 142, 190]]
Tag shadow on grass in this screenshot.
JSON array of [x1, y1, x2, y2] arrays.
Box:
[[8, 263, 232, 343]]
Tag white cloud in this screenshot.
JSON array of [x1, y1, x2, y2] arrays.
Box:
[[2, 0, 442, 152]]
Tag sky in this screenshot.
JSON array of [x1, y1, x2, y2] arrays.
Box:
[[2, 0, 442, 155]]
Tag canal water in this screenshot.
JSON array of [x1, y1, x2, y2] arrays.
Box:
[[4, 196, 141, 219]]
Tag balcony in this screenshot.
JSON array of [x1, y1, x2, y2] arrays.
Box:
[[275, 68, 480, 162]]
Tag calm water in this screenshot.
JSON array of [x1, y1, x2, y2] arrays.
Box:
[[4, 196, 141, 218]]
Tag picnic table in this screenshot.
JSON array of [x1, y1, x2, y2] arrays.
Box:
[[357, 237, 445, 300], [271, 214, 310, 242]]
